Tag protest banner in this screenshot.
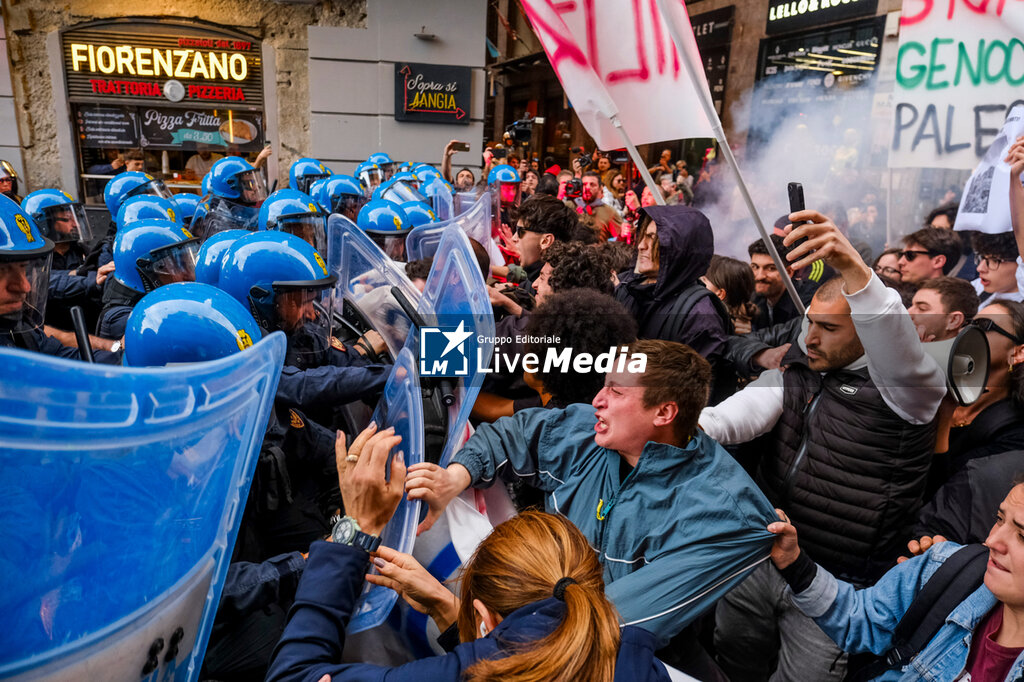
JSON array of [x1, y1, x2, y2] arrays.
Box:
[[955, 103, 1024, 234], [518, 0, 714, 148], [890, 0, 1024, 169]]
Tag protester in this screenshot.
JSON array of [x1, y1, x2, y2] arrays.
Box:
[[908, 276, 978, 342], [266, 421, 681, 681], [767, 484, 1024, 682], [972, 232, 1023, 304], [602, 169, 625, 214], [872, 246, 902, 281], [521, 168, 539, 198], [574, 170, 623, 240], [512, 193, 577, 293], [703, 210, 946, 681], [748, 234, 815, 332], [898, 227, 963, 285], [407, 339, 776, 679], [702, 254, 759, 334]]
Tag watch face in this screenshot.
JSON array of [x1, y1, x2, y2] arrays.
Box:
[[331, 517, 357, 545]]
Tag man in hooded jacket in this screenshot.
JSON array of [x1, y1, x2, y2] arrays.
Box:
[[615, 205, 734, 403]]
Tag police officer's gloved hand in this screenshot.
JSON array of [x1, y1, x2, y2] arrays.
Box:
[[506, 264, 528, 284]]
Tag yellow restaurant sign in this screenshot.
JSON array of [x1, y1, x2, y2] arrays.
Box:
[[69, 43, 248, 81]]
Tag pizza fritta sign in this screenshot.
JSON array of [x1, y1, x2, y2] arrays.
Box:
[[394, 62, 471, 125]]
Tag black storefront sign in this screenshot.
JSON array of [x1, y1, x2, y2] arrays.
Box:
[[139, 107, 263, 151], [692, 6, 734, 117], [394, 62, 471, 125], [76, 105, 139, 148], [766, 0, 878, 36]]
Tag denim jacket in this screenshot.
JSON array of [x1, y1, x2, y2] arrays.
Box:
[[790, 541, 1024, 682]]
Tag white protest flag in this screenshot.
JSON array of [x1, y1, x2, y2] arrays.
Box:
[[955, 103, 1024, 234], [518, 0, 714, 149], [890, 2, 1024, 169]]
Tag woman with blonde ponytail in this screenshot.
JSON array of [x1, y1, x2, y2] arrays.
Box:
[[266, 426, 682, 681]]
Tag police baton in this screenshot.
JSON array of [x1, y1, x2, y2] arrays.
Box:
[[70, 305, 95, 363]]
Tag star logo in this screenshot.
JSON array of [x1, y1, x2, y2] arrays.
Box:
[[420, 320, 473, 377]]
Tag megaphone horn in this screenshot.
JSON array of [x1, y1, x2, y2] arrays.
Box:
[[922, 325, 990, 406]]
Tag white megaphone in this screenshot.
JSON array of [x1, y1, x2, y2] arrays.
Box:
[[922, 325, 990, 405]]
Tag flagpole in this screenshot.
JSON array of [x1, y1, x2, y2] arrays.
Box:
[[654, 0, 805, 315], [611, 116, 666, 206]]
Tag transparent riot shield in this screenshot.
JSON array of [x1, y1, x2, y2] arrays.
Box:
[[405, 191, 493, 262], [420, 175, 454, 222], [347, 346, 424, 634], [0, 333, 286, 682], [327, 214, 421, 358], [418, 225, 496, 466]]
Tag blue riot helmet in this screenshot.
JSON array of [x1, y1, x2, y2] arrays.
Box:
[[124, 282, 261, 367], [172, 192, 202, 227], [22, 188, 93, 245], [488, 164, 521, 209], [317, 174, 366, 221], [391, 170, 420, 190], [397, 161, 414, 173], [201, 171, 212, 197], [198, 156, 267, 238], [289, 157, 333, 195], [355, 161, 383, 194], [258, 188, 328, 259], [368, 152, 396, 181], [194, 229, 249, 286], [401, 200, 436, 228], [413, 163, 442, 185], [357, 199, 410, 261], [112, 219, 199, 293], [374, 177, 428, 205], [219, 231, 337, 337], [307, 177, 331, 211], [0, 194, 53, 332], [116, 194, 183, 232], [104, 171, 174, 217]]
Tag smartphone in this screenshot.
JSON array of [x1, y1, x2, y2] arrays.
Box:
[[453, 142, 470, 152], [787, 182, 808, 251]]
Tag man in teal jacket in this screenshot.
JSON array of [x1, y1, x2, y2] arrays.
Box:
[[407, 339, 776, 649]]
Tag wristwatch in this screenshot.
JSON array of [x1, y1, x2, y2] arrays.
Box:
[[109, 340, 122, 353], [331, 515, 382, 553]]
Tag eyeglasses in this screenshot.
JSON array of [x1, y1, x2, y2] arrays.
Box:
[[970, 317, 1024, 345], [974, 254, 1009, 270], [898, 249, 933, 262], [875, 265, 900, 278]]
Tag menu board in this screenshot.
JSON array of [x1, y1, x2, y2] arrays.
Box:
[[394, 62, 472, 125], [76, 106, 139, 148], [138, 107, 263, 151]]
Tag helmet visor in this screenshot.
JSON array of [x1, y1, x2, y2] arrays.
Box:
[[233, 169, 269, 206], [297, 173, 331, 195], [332, 193, 367, 220], [199, 195, 260, 239], [272, 284, 333, 336], [277, 214, 328, 259], [38, 203, 93, 244], [358, 167, 383, 193], [125, 178, 174, 203], [380, 181, 427, 205], [368, 233, 408, 262], [499, 181, 521, 207], [140, 240, 200, 289], [0, 254, 51, 332]]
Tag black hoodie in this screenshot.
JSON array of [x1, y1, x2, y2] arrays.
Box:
[[615, 205, 729, 360]]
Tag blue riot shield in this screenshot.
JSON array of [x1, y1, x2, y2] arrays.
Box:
[[418, 225, 496, 466], [327, 214, 421, 358], [0, 334, 285, 681], [405, 191, 492, 262], [348, 346, 424, 634]]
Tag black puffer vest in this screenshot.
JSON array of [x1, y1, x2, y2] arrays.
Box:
[[758, 362, 936, 586]]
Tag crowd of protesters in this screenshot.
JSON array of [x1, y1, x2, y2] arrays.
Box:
[[7, 133, 1024, 682]]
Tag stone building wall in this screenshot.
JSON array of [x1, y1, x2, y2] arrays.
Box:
[[1, 0, 366, 189]]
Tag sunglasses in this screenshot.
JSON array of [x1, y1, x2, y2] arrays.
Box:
[[898, 249, 933, 262], [970, 317, 1024, 345], [875, 265, 900, 278], [515, 224, 542, 238]]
